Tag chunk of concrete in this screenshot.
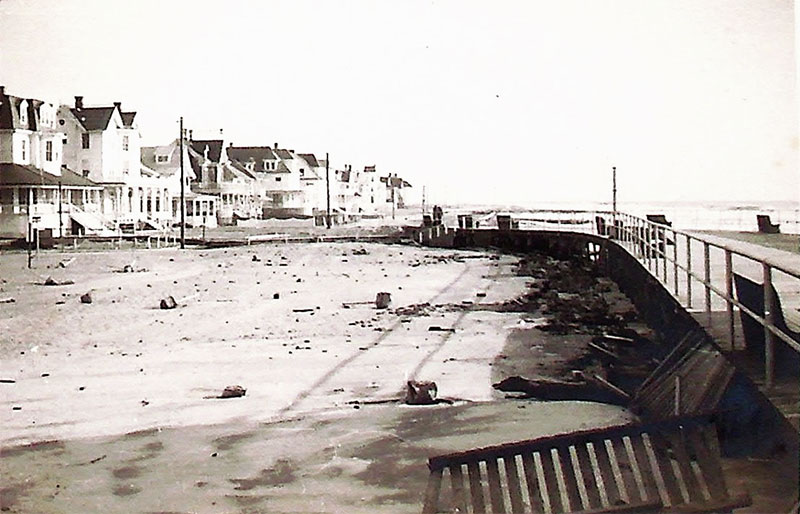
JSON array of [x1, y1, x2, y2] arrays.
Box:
[[375, 292, 392, 309], [80, 292, 92, 304], [160, 296, 178, 309], [219, 385, 246, 399], [405, 380, 438, 405]]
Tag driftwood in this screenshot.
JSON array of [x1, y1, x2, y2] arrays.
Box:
[[493, 375, 628, 405]]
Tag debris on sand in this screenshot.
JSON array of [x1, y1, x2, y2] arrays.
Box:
[[375, 292, 392, 309], [42, 277, 74, 286], [57, 257, 76, 268], [252, 255, 261, 262], [273, 293, 280, 299], [0, 297, 15, 304], [160, 296, 178, 310], [115, 264, 147, 273], [405, 380, 438, 405], [352, 248, 369, 255], [218, 385, 246, 399], [428, 326, 456, 333], [80, 292, 93, 304], [492, 375, 627, 405]]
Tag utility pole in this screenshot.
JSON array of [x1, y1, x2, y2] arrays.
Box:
[[390, 176, 396, 220], [325, 152, 331, 228], [421, 185, 426, 217], [179, 117, 185, 249], [58, 180, 63, 238]]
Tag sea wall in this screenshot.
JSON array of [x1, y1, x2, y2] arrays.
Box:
[[444, 228, 798, 457]]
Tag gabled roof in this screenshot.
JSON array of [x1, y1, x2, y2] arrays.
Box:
[[298, 153, 319, 167], [121, 112, 136, 127], [70, 107, 116, 131], [227, 146, 277, 173], [275, 161, 292, 173], [275, 149, 293, 160], [190, 140, 224, 163], [0, 163, 101, 188], [226, 160, 257, 180]]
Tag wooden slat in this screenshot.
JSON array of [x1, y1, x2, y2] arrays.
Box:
[[557, 445, 584, 511], [685, 427, 727, 501], [504, 456, 526, 513], [613, 437, 643, 503], [521, 452, 545, 514], [449, 464, 468, 513], [629, 435, 661, 502], [575, 443, 603, 510], [664, 431, 704, 503], [467, 460, 487, 513], [665, 493, 752, 513], [422, 467, 443, 514], [540, 448, 564, 513], [646, 431, 685, 506], [575, 499, 664, 514], [593, 439, 623, 507], [486, 457, 507, 513]]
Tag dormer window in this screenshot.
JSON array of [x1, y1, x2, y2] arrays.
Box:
[[19, 101, 28, 126], [122, 135, 129, 151], [46, 141, 53, 161], [82, 133, 90, 149]]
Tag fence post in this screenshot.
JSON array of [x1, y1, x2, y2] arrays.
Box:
[[763, 263, 775, 388], [725, 250, 734, 350], [686, 235, 693, 308]]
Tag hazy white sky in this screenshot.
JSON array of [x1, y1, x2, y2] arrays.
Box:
[[1, 0, 797, 206]]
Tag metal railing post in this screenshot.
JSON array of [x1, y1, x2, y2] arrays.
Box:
[[704, 242, 711, 325], [763, 263, 775, 388], [672, 228, 679, 296], [725, 249, 734, 350], [686, 235, 693, 308], [661, 227, 668, 282]]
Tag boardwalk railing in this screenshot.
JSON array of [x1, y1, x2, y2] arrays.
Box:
[[419, 210, 800, 388]]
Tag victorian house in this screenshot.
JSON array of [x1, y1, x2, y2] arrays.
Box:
[[58, 96, 173, 230], [0, 86, 102, 238]]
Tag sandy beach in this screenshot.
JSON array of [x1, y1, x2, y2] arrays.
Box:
[[1, 241, 637, 513]]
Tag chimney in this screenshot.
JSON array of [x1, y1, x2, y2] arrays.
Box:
[[74, 96, 83, 109], [229, 142, 233, 147], [0, 86, 4, 96], [274, 142, 278, 149], [113, 101, 121, 111], [219, 128, 224, 136], [188, 129, 193, 141]]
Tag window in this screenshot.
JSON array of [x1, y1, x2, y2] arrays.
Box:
[[19, 188, 28, 204], [82, 170, 90, 178], [20, 139, 27, 161], [156, 155, 168, 163], [46, 141, 53, 161], [275, 176, 281, 182], [123, 135, 129, 151], [82, 133, 90, 149]]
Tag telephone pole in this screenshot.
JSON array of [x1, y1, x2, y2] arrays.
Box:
[[325, 152, 331, 228], [179, 117, 185, 249]]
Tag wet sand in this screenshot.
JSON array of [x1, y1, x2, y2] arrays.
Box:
[[1, 242, 636, 513]]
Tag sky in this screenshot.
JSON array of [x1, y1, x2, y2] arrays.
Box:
[[0, 0, 797, 207]]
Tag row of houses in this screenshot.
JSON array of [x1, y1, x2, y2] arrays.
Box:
[[0, 87, 411, 238]]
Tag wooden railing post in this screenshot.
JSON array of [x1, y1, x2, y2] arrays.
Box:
[[725, 250, 734, 350], [763, 262, 775, 388]]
